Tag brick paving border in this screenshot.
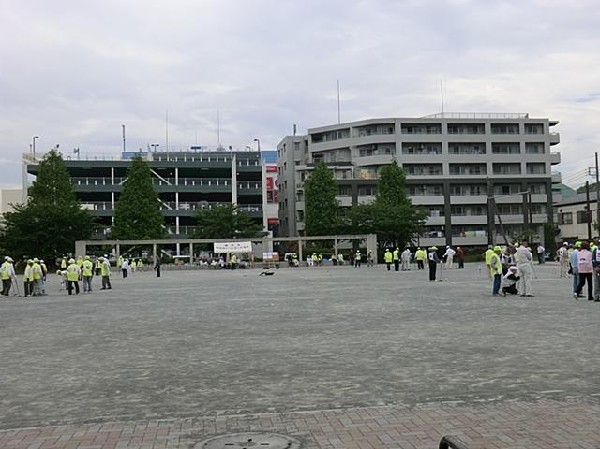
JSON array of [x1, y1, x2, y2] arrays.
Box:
[[1, 400, 599, 449]]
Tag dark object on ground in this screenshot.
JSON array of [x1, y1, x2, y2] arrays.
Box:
[[259, 270, 275, 276], [439, 435, 469, 449]]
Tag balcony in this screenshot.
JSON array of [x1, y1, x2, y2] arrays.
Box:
[[550, 133, 560, 145], [237, 181, 262, 195], [552, 171, 562, 183], [550, 152, 561, 165]]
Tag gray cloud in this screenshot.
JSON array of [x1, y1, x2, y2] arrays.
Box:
[[1, 0, 599, 188]]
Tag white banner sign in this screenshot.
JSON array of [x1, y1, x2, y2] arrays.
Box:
[[214, 241, 253, 253]]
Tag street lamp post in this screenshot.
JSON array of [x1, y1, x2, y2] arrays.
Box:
[[254, 138, 261, 152], [32, 136, 39, 157]]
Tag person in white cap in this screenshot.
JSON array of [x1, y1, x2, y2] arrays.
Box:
[[1, 256, 16, 296], [66, 258, 81, 295], [427, 246, 440, 281], [443, 245, 456, 269], [557, 242, 569, 278]]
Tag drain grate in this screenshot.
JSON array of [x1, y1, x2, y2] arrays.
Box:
[[195, 432, 301, 449]]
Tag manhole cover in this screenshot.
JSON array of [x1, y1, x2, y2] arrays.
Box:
[[195, 432, 301, 449]]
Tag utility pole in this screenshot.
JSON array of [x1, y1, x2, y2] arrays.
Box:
[[595, 151, 600, 235], [586, 181, 592, 240], [122, 124, 126, 152]]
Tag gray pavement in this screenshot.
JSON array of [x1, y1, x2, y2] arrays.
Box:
[[0, 262, 599, 437]]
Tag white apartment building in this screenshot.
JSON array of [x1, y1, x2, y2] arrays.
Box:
[[277, 113, 561, 247]]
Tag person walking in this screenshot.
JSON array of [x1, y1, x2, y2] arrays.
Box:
[[384, 249, 393, 271], [1, 256, 16, 296], [427, 246, 440, 281], [456, 247, 465, 269], [81, 255, 94, 293], [570, 242, 581, 296], [66, 258, 81, 295], [121, 258, 129, 278], [490, 246, 503, 296], [574, 240, 593, 301], [515, 240, 534, 297]]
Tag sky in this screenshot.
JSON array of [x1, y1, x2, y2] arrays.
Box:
[[1, 0, 599, 189]]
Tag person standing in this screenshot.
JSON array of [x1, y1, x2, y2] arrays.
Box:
[[557, 242, 569, 278], [444, 246, 456, 269], [484, 245, 494, 279], [66, 258, 81, 295], [427, 246, 440, 281], [354, 250, 362, 268], [536, 244, 545, 264], [121, 259, 129, 278], [456, 247, 465, 269], [366, 251, 374, 267], [23, 259, 34, 297], [592, 242, 600, 302], [1, 256, 16, 296], [570, 242, 581, 296], [99, 257, 112, 289], [154, 257, 161, 278], [415, 247, 426, 270], [401, 247, 412, 271], [393, 248, 400, 271], [515, 240, 534, 297], [574, 240, 593, 300], [81, 255, 94, 293], [384, 249, 393, 271], [490, 246, 503, 296]]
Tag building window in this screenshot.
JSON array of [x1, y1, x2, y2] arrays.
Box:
[[577, 209, 592, 224], [526, 163, 546, 175], [525, 142, 545, 154], [558, 212, 573, 225], [525, 123, 544, 134], [492, 143, 520, 154]]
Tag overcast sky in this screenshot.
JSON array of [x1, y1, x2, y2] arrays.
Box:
[[1, 0, 599, 188]]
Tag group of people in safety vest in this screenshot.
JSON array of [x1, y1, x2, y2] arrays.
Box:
[[1, 254, 114, 297]]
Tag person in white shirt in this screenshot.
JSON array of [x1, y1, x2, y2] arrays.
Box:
[[536, 244, 545, 264], [443, 246, 456, 269], [515, 240, 534, 297]]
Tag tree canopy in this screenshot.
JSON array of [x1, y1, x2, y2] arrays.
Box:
[[111, 155, 166, 240], [192, 203, 265, 239], [304, 162, 340, 236], [0, 150, 96, 264]]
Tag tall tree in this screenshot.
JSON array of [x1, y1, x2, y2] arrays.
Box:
[[0, 150, 96, 264], [371, 161, 427, 249], [304, 162, 340, 236], [192, 204, 265, 239], [112, 155, 165, 239]]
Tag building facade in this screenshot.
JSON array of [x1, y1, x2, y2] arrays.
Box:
[[278, 113, 561, 247], [554, 192, 600, 242], [23, 149, 272, 239]]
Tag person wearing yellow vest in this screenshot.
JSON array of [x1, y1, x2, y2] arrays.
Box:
[[61, 257, 67, 270], [32, 258, 43, 296], [95, 257, 102, 276], [99, 257, 112, 290], [137, 259, 144, 271], [415, 247, 426, 270], [489, 246, 503, 296], [81, 255, 94, 293], [1, 256, 16, 296], [23, 259, 35, 297], [392, 248, 400, 271], [66, 258, 81, 295], [230, 253, 237, 269], [384, 249, 393, 271], [484, 245, 495, 279]]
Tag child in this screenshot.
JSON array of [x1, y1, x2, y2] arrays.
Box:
[[501, 266, 520, 296]]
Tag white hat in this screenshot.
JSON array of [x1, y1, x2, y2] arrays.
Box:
[[5, 256, 13, 262], [68, 258, 75, 263]]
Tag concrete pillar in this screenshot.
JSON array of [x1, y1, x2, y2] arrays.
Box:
[[153, 244, 158, 265], [116, 244, 121, 259], [189, 243, 193, 260], [298, 238, 303, 265]]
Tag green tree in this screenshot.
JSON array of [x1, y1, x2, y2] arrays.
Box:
[[112, 155, 165, 239], [192, 204, 265, 239], [0, 150, 96, 264], [304, 162, 340, 236], [371, 161, 427, 249]]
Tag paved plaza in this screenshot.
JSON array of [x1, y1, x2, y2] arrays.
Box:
[[0, 262, 599, 448]]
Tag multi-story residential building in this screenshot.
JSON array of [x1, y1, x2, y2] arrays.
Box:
[[23, 149, 268, 239], [278, 113, 561, 247]]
